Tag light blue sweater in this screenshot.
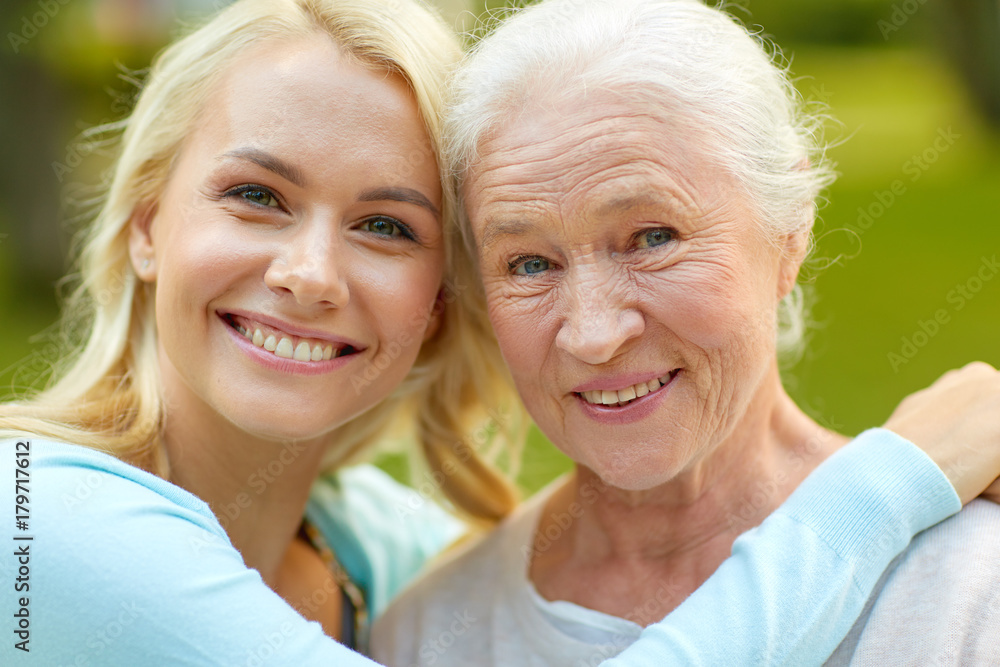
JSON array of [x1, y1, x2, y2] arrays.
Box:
[[0, 429, 958, 665]]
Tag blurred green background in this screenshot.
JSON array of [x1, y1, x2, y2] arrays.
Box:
[[1, 0, 997, 496]]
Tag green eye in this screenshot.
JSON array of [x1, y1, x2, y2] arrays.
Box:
[[512, 257, 551, 275], [361, 217, 403, 237], [360, 217, 416, 241], [241, 188, 279, 208], [636, 228, 674, 249]]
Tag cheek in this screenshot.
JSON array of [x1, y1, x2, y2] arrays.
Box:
[[485, 287, 556, 376], [359, 253, 444, 350], [642, 259, 774, 353]]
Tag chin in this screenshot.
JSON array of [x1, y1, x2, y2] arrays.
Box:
[[225, 408, 339, 444], [584, 448, 685, 491]]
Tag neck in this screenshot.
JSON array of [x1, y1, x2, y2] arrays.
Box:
[[161, 384, 332, 586], [530, 366, 849, 622]]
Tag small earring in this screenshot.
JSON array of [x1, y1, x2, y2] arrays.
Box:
[[141, 259, 150, 270]]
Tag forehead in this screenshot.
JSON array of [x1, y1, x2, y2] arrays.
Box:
[[188, 35, 439, 190], [465, 95, 734, 231]]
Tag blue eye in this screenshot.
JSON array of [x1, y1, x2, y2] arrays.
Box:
[[511, 257, 551, 275], [636, 228, 674, 249], [360, 216, 415, 241]]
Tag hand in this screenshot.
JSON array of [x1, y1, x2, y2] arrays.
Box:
[[883, 361, 1000, 505]]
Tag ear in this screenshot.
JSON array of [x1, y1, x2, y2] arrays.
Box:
[[128, 202, 159, 282], [776, 227, 809, 300]]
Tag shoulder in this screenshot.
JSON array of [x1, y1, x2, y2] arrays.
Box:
[[305, 464, 467, 619], [828, 500, 1000, 666], [3, 436, 220, 534], [0, 438, 326, 664], [895, 498, 1000, 575]]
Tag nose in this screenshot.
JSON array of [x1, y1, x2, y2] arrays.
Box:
[[264, 221, 350, 308], [555, 264, 644, 365]]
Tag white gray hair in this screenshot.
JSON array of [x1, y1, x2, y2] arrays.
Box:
[[445, 0, 835, 355]]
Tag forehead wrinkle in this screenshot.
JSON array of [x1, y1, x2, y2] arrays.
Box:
[[480, 219, 532, 250]]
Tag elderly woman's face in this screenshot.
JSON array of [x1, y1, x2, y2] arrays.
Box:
[[465, 97, 803, 490]]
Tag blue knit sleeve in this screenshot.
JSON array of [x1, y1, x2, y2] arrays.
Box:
[[306, 464, 467, 622], [0, 438, 383, 666], [601, 428, 961, 666]]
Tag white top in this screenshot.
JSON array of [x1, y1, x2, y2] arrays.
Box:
[[371, 430, 988, 666], [825, 498, 1000, 666]]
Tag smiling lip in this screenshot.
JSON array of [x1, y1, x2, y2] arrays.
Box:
[[221, 309, 361, 346], [574, 369, 680, 425], [219, 310, 365, 375]]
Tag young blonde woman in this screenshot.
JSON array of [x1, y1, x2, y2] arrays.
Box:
[[1, 0, 999, 665]]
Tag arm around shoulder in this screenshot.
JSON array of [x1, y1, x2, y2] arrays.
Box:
[[601, 428, 961, 666], [1, 440, 382, 666]]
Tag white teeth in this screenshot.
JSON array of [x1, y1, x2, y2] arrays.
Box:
[[582, 373, 674, 407], [235, 319, 344, 363], [293, 341, 312, 361], [274, 337, 294, 359]]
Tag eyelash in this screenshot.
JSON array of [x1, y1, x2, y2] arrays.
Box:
[[224, 184, 284, 210], [504, 227, 677, 275], [222, 186, 419, 242], [507, 255, 553, 275], [359, 216, 419, 242]]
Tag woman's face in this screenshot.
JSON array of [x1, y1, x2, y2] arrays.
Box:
[[130, 36, 445, 441], [465, 96, 804, 490]]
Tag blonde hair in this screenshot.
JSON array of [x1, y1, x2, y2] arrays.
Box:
[[0, 0, 520, 523]]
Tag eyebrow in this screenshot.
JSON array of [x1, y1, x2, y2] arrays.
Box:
[[359, 187, 440, 218], [595, 192, 672, 217], [480, 220, 532, 250], [221, 148, 305, 187]]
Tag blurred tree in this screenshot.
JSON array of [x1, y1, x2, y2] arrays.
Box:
[[934, 0, 1000, 126]]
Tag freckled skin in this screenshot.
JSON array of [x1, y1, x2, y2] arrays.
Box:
[[466, 97, 802, 492]]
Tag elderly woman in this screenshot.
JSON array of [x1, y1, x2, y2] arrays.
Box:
[[372, 0, 1000, 665]]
